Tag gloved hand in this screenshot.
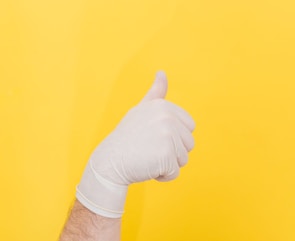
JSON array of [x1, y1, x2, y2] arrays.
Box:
[[76, 71, 196, 218]]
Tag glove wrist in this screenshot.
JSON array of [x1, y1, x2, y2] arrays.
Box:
[[76, 159, 128, 218]]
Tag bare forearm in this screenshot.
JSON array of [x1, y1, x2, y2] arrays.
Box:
[[59, 200, 121, 241]]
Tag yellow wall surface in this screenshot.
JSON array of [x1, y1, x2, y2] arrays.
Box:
[[1, 0, 295, 240]]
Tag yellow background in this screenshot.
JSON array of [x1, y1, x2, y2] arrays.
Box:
[[1, 0, 295, 240]]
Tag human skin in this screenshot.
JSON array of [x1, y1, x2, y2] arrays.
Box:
[[59, 199, 121, 241]]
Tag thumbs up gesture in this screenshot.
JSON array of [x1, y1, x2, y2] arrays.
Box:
[[76, 72, 196, 218]]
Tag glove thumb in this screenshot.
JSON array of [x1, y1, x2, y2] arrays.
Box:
[[141, 71, 168, 102]]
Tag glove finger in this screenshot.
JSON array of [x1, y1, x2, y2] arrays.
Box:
[[155, 165, 180, 182], [166, 101, 196, 132], [177, 144, 189, 167], [175, 119, 195, 152], [163, 116, 195, 152], [168, 128, 189, 167]]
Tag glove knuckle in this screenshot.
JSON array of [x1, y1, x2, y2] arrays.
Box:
[[188, 135, 195, 151], [179, 153, 189, 167]]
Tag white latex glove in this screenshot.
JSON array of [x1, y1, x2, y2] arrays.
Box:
[[76, 71, 196, 218]]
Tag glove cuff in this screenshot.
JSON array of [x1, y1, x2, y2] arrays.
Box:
[[76, 159, 128, 218]]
